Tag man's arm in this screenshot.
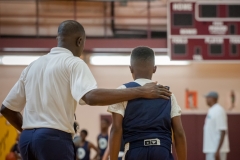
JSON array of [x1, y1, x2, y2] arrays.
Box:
[[215, 130, 226, 160], [0, 105, 23, 132], [89, 142, 100, 160], [110, 113, 123, 160], [82, 83, 171, 106], [172, 116, 187, 160]]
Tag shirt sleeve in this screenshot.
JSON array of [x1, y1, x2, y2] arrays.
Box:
[[70, 61, 97, 104], [171, 94, 182, 118], [2, 68, 27, 112], [215, 109, 228, 130], [107, 85, 126, 117]]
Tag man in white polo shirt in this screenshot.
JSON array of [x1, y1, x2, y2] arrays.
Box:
[[203, 92, 230, 160], [0, 20, 171, 160]]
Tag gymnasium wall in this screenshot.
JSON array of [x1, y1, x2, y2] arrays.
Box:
[[0, 1, 167, 37], [0, 63, 240, 159]]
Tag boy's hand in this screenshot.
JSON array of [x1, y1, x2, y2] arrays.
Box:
[[141, 82, 172, 99]]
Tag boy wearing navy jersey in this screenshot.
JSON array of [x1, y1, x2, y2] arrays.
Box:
[[75, 129, 99, 160], [97, 119, 110, 159], [108, 47, 187, 160]]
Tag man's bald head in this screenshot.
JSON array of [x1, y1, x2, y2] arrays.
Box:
[[57, 20, 86, 57], [58, 20, 85, 37]]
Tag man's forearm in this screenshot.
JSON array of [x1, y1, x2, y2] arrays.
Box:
[[0, 105, 23, 132], [216, 130, 226, 152], [83, 88, 143, 106], [174, 131, 187, 160], [110, 127, 122, 160], [83, 83, 171, 106]]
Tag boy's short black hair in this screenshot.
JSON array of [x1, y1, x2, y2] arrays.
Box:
[[131, 46, 155, 65], [81, 129, 88, 136]]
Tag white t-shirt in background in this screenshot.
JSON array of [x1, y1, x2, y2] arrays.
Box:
[[108, 78, 181, 118], [3, 47, 97, 134], [203, 103, 230, 153]]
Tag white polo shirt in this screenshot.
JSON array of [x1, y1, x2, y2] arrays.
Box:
[[203, 103, 230, 153], [108, 79, 181, 118], [2, 47, 97, 134]]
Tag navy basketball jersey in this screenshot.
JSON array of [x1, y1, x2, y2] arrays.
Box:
[[120, 137, 124, 152], [118, 138, 125, 160], [76, 141, 90, 160], [123, 82, 172, 151], [97, 134, 108, 158]]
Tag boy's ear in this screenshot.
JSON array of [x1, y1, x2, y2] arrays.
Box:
[[153, 66, 157, 73], [129, 66, 134, 73]]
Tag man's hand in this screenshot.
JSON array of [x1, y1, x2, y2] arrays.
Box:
[[141, 82, 172, 99], [215, 151, 220, 160]]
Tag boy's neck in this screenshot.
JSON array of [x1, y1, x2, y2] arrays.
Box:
[[134, 75, 152, 81]]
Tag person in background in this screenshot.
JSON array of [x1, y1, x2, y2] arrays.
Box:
[[97, 119, 110, 160], [75, 130, 99, 160], [10, 134, 21, 160], [73, 121, 81, 146], [203, 92, 230, 160], [102, 123, 124, 160], [5, 134, 21, 160], [5, 152, 17, 160], [102, 138, 124, 160]]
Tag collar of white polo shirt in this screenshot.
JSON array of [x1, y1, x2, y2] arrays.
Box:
[[49, 47, 73, 55]]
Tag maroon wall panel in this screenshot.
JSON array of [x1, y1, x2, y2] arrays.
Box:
[[227, 115, 240, 160], [181, 114, 240, 160], [0, 38, 167, 53]]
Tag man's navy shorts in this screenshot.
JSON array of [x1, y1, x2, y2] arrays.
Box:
[[19, 128, 75, 160]]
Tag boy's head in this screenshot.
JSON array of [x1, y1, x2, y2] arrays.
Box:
[[100, 118, 110, 131], [130, 46, 156, 80], [80, 129, 88, 140]]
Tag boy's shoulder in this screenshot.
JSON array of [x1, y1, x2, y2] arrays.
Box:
[[116, 81, 139, 89], [122, 81, 141, 88]]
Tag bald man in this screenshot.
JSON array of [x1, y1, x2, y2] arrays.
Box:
[[0, 20, 171, 160]]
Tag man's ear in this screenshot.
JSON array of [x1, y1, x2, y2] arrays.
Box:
[[77, 37, 82, 47], [153, 66, 157, 73], [129, 66, 133, 73]]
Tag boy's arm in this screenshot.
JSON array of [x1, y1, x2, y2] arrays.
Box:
[[102, 146, 110, 160], [96, 137, 101, 160], [89, 142, 100, 159], [110, 113, 123, 160], [172, 116, 187, 160]]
